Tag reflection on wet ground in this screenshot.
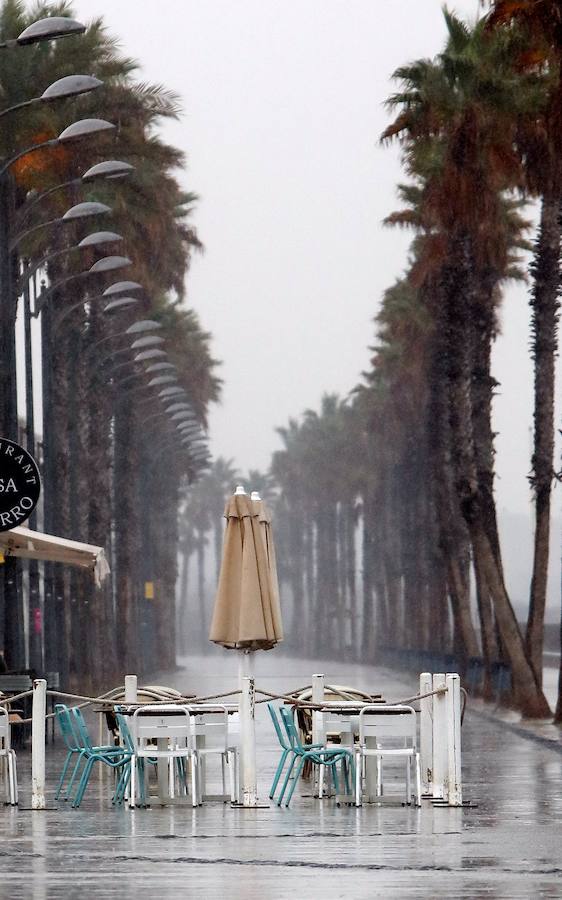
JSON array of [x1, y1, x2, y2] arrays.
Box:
[[1, 654, 561, 899]]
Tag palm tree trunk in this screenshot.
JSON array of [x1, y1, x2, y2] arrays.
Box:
[[443, 236, 550, 717], [527, 193, 561, 685], [345, 501, 358, 658]]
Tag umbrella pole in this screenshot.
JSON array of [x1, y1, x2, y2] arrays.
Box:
[[239, 650, 258, 807]]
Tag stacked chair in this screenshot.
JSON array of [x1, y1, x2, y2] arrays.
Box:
[[0, 706, 18, 805], [54, 704, 133, 808], [268, 701, 421, 807], [268, 703, 354, 807]]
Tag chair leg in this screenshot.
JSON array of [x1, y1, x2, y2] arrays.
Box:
[[10, 751, 18, 805], [318, 761, 324, 799], [355, 751, 362, 806], [269, 749, 289, 799], [191, 753, 199, 807], [66, 751, 87, 803], [219, 752, 225, 799], [55, 750, 73, 800], [6, 753, 13, 805], [376, 757, 383, 797], [168, 757, 174, 800], [406, 755, 411, 805], [415, 753, 421, 807], [72, 758, 95, 808], [129, 756, 136, 808], [7, 752, 15, 805], [331, 762, 340, 796], [234, 749, 240, 803], [227, 750, 236, 803], [342, 758, 350, 795], [277, 753, 297, 806], [285, 757, 305, 807]]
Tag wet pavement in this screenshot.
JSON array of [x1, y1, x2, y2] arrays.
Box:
[[2, 653, 562, 899]]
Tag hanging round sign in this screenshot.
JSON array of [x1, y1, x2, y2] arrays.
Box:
[[0, 439, 41, 532]]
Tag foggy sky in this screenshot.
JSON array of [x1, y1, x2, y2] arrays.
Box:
[[68, 0, 562, 527]]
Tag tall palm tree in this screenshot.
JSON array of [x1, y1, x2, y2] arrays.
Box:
[[487, 0, 562, 704], [382, 10, 550, 715]]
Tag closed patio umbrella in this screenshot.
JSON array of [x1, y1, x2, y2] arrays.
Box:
[[209, 486, 283, 807], [209, 491, 283, 650]]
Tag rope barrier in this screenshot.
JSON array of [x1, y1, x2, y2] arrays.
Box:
[[0, 689, 33, 706], [3, 682, 457, 727]]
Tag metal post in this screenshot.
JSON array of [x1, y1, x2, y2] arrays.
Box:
[[311, 673, 325, 744], [240, 675, 257, 807], [124, 674, 138, 703], [312, 673, 325, 798], [446, 673, 462, 806], [32, 678, 46, 809], [419, 672, 433, 796], [432, 673, 447, 801]]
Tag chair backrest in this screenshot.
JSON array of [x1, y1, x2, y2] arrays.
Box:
[[279, 706, 303, 751], [132, 705, 193, 756], [268, 703, 290, 751], [188, 706, 230, 751], [114, 708, 135, 754], [358, 705, 417, 747], [70, 708, 94, 752], [55, 704, 81, 752], [322, 713, 355, 738], [0, 706, 10, 751]]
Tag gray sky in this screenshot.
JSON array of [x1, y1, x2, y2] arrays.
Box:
[[68, 0, 562, 525]]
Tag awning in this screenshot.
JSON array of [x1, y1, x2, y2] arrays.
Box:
[[0, 526, 110, 587]]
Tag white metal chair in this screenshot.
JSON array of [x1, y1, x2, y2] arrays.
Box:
[[0, 706, 18, 805], [354, 704, 421, 807], [130, 705, 198, 807], [189, 705, 239, 803], [319, 712, 355, 798]]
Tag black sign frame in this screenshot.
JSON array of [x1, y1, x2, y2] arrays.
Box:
[[0, 439, 41, 532]]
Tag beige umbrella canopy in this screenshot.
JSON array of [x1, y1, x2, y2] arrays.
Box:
[[209, 493, 283, 650]]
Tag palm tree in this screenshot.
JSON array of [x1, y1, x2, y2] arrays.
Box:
[[382, 10, 550, 715], [487, 0, 562, 704], [0, 0, 220, 686]]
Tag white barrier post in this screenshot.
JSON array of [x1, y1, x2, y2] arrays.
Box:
[[124, 674, 138, 703], [31, 678, 46, 810], [311, 673, 325, 744], [419, 672, 433, 796], [446, 673, 462, 806], [312, 673, 325, 798], [240, 676, 258, 807], [432, 673, 447, 801]]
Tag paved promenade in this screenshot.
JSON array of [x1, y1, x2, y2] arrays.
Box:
[[1, 653, 561, 899]]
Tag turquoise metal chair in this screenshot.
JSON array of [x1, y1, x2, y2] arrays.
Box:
[[267, 703, 323, 801], [277, 705, 355, 807], [54, 704, 82, 800], [69, 708, 132, 808]]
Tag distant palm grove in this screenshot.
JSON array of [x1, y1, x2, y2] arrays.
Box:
[[181, 2, 562, 721]]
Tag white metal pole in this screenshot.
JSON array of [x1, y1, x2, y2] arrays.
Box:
[[311, 673, 325, 798], [311, 673, 325, 745], [419, 672, 433, 796], [240, 675, 258, 807], [432, 673, 447, 801], [124, 674, 138, 704], [31, 678, 46, 809], [446, 673, 462, 806]]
